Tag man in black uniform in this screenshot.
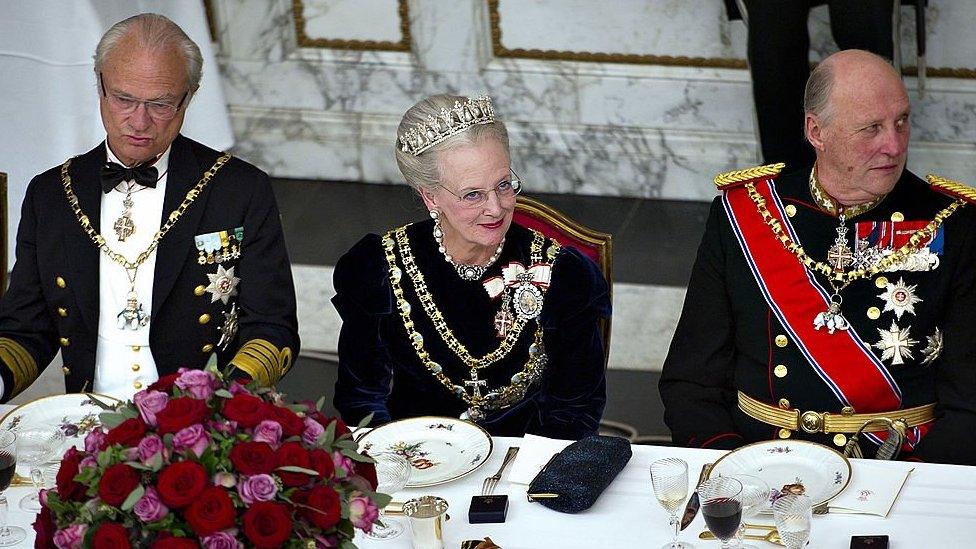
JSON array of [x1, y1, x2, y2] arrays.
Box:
[[0, 13, 299, 401], [660, 50, 976, 465]]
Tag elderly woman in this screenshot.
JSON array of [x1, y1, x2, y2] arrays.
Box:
[[332, 94, 610, 439]]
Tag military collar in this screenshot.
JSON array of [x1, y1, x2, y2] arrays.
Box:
[[808, 166, 885, 218]]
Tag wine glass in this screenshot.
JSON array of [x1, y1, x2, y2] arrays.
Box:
[[0, 431, 25, 546], [17, 428, 64, 512], [650, 458, 694, 549], [699, 476, 743, 549], [366, 452, 412, 540], [773, 494, 813, 549], [728, 474, 771, 549]]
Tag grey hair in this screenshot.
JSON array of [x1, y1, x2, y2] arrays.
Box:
[[94, 13, 203, 91], [804, 59, 835, 124], [394, 94, 510, 194]]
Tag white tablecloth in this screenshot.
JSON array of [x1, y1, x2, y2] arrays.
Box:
[[2, 403, 973, 548]]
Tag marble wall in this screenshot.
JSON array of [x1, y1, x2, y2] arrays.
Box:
[[211, 0, 976, 202]]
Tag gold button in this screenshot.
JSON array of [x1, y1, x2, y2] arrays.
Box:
[[875, 276, 889, 289], [198, 314, 211, 325], [57, 308, 68, 317], [131, 345, 141, 352], [59, 337, 70, 347], [201, 344, 214, 353], [867, 307, 881, 320], [133, 381, 143, 390], [55, 277, 66, 288], [833, 434, 848, 447], [132, 364, 141, 372], [194, 285, 207, 296], [891, 211, 905, 222], [774, 364, 788, 378], [778, 429, 792, 439], [778, 398, 791, 409], [61, 366, 71, 375], [785, 204, 797, 218], [841, 406, 856, 416], [775, 335, 789, 348]]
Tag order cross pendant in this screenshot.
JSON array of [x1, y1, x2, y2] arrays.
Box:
[[464, 370, 487, 398]]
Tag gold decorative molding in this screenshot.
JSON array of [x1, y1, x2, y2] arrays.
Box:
[[293, 0, 411, 52], [487, 0, 976, 78]]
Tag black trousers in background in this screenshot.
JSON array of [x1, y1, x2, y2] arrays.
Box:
[[743, 0, 894, 169]]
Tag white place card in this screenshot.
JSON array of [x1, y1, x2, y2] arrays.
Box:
[[827, 461, 914, 517]]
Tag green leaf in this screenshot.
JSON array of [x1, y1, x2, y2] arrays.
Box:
[[333, 439, 358, 450], [340, 448, 373, 463], [276, 465, 319, 475], [206, 352, 219, 371], [355, 413, 374, 430], [96, 450, 113, 468], [315, 396, 326, 411], [126, 462, 152, 471], [117, 406, 139, 419], [98, 412, 126, 429], [319, 421, 337, 448], [120, 484, 145, 511], [214, 389, 234, 399], [149, 451, 163, 472], [85, 393, 118, 410], [372, 492, 393, 509]]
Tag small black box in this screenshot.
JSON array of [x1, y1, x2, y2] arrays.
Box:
[[851, 535, 889, 549], [468, 494, 509, 523]]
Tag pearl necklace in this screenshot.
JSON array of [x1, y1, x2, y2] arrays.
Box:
[[431, 212, 505, 281]]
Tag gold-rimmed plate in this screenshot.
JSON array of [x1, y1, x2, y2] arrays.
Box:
[[707, 439, 853, 512], [356, 416, 493, 488], [0, 393, 121, 451]]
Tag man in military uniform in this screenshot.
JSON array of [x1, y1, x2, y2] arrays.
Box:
[[0, 14, 299, 401], [660, 49, 976, 465]]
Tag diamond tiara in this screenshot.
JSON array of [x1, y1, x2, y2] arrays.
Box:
[[398, 96, 495, 156]]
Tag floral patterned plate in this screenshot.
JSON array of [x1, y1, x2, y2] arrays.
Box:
[[356, 416, 493, 488], [0, 393, 121, 452], [707, 439, 853, 513]]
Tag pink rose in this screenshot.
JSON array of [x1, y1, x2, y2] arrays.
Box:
[[228, 380, 251, 395], [79, 455, 98, 470], [348, 493, 380, 533], [314, 534, 339, 548], [137, 434, 166, 464], [173, 424, 211, 457], [201, 531, 241, 549], [213, 471, 237, 488], [208, 419, 238, 437], [332, 451, 354, 477], [176, 369, 218, 400], [53, 523, 87, 549], [251, 420, 282, 448], [302, 417, 325, 446], [133, 486, 169, 522], [84, 429, 107, 453], [134, 390, 169, 426], [237, 474, 278, 506]]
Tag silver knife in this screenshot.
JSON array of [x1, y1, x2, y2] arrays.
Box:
[[680, 462, 713, 531]]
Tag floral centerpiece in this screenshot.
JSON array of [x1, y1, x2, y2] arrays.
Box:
[[33, 365, 389, 548]]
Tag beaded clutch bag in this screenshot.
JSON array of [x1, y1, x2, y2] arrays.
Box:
[[526, 435, 632, 513]]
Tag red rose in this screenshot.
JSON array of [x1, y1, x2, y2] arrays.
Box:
[[55, 447, 86, 501], [230, 441, 276, 475], [157, 461, 208, 509], [293, 485, 341, 530], [92, 522, 131, 549], [242, 502, 292, 548], [354, 459, 378, 491], [156, 397, 210, 435], [149, 373, 179, 393], [269, 405, 304, 437], [185, 487, 236, 536], [105, 417, 147, 447], [98, 464, 140, 507], [222, 394, 268, 428], [32, 503, 56, 549], [275, 442, 312, 487], [308, 449, 335, 480], [151, 538, 199, 549]]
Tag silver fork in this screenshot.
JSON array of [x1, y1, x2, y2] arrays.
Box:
[[482, 446, 520, 496]]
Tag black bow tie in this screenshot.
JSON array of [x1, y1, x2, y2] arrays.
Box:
[[101, 161, 159, 193]]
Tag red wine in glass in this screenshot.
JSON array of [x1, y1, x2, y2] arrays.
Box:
[[703, 497, 743, 541], [0, 453, 14, 492]]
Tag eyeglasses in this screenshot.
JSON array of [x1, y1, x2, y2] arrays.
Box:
[[99, 72, 189, 121], [438, 169, 523, 208]]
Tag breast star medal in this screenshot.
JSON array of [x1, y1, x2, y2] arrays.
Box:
[[921, 327, 943, 365], [206, 265, 240, 304], [874, 320, 918, 366], [878, 277, 922, 319], [217, 303, 240, 351]]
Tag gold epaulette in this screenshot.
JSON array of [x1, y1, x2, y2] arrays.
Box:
[[229, 339, 293, 387], [927, 174, 976, 204], [714, 162, 786, 189]]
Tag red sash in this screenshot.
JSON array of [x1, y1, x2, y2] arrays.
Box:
[[722, 180, 902, 412]]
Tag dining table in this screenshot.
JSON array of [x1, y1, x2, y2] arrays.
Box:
[[1, 399, 973, 548]]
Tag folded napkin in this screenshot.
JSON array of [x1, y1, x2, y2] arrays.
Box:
[[827, 461, 913, 517], [507, 434, 573, 485]]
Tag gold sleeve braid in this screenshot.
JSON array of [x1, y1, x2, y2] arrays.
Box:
[[714, 162, 786, 189], [927, 174, 976, 204], [229, 339, 292, 387], [0, 337, 38, 397]]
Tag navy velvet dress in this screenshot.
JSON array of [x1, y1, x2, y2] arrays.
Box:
[[332, 220, 611, 439]]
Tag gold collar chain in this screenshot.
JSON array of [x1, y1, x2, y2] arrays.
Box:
[[746, 182, 963, 290], [383, 225, 557, 413], [809, 166, 884, 218]]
